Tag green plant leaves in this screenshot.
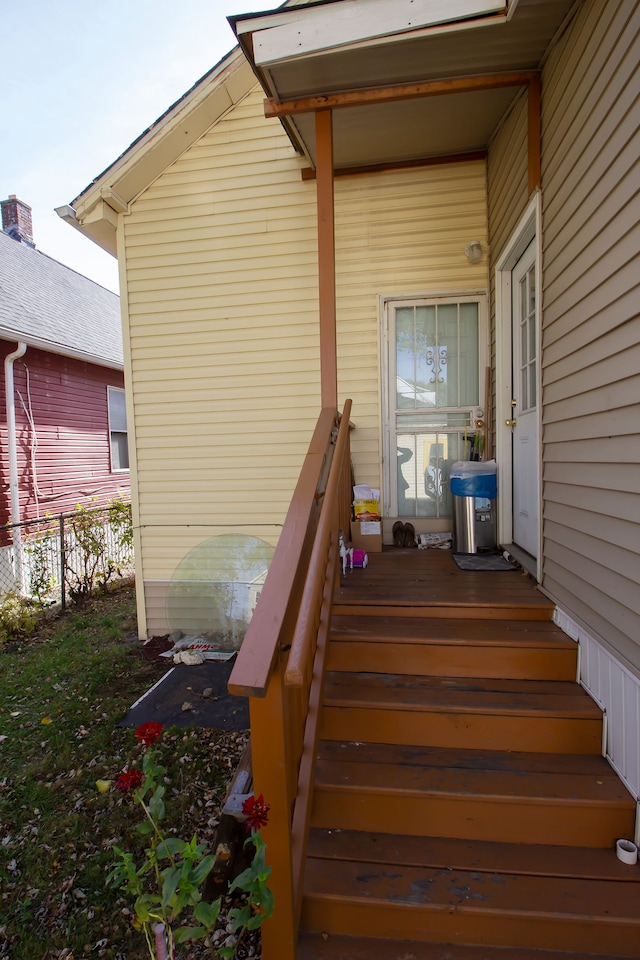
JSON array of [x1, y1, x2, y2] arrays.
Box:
[[194, 899, 221, 929], [160, 866, 182, 908], [173, 924, 207, 944], [155, 837, 187, 859], [190, 853, 215, 886], [106, 734, 273, 955]]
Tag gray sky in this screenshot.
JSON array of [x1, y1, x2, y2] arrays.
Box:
[[1, 0, 276, 292]]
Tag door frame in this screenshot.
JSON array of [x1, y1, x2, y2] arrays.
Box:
[[380, 290, 488, 525], [494, 191, 542, 580]]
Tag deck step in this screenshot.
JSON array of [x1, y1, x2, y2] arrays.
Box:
[[301, 836, 640, 956], [328, 616, 577, 680], [334, 600, 555, 621], [300, 555, 636, 956], [307, 827, 640, 881], [320, 672, 603, 753], [298, 932, 634, 960], [311, 742, 635, 846]]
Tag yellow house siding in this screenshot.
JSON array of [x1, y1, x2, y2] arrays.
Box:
[[335, 163, 489, 491], [540, 0, 640, 670], [122, 85, 488, 633], [124, 89, 319, 614]]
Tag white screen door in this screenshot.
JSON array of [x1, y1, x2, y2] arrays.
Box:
[[511, 241, 539, 557], [385, 296, 485, 519]]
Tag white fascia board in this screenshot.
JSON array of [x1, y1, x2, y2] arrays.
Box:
[[233, 8, 309, 37], [252, 0, 505, 66], [0, 326, 124, 371]]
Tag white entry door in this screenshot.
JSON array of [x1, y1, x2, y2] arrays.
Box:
[[510, 240, 539, 558]]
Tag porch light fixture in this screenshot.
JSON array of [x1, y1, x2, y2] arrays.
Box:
[[465, 240, 483, 263]]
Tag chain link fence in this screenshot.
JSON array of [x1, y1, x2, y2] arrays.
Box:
[[0, 500, 134, 610]]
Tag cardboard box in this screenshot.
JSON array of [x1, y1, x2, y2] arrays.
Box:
[[350, 519, 383, 552]]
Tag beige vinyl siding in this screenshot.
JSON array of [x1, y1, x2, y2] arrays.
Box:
[[122, 86, 487, 631], [540, 0, 640, 670], [335, 162, 488, 486], [487, 88, 529, 278], [124, 89, 318, 560], [486, 88, 529, 447]]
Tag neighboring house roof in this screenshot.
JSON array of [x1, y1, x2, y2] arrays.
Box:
[[0, 228, 123, 369]]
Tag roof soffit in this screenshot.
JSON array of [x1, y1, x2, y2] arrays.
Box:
[[232, 0, 579, 170]]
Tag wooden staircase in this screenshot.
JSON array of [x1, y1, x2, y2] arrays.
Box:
[[296, 556, 640, 959]]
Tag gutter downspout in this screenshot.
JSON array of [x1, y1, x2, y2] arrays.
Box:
[[5, 342, 27, 590]]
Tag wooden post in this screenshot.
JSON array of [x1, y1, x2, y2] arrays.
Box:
[[249, 664, 297, 960], [60, 514, 66, 610], [528, 74, 541, 195], [315, 109, 338, 409]]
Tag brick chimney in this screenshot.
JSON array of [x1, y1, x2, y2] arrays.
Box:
[[1, 195, 34, 246]]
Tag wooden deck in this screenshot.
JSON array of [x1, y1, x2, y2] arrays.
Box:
[[334, 547, 553, 618], [293, 547, 640, 959]]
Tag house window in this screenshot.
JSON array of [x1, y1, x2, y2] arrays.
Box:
[[108, 386, 129, 471]]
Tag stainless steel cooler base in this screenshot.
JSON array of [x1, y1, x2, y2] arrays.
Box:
[[453, 495, 496, 554]]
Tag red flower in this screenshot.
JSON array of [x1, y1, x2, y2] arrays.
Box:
[[135, 722, 163, 748], [242, 793, 270, 831], [115, 769, 144, 793]]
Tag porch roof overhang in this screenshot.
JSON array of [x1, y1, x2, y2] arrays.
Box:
[[230, 0, 579, 175]]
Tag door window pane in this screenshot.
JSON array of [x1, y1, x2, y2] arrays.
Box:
[[518, 266, 537, 414], [393, 299, 481, 518], [396, 307, 416, 408], [459, 303, 479, 406], [395, 302, 478, 412], [397, 432, 463, 518]]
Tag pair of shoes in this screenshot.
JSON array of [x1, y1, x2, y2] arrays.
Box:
[[403, 522, 416, 548], [392, 521, 417, 548]]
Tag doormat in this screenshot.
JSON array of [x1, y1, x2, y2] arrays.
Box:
[[453, 553, 516, 571], [119, 656, 249, 731]]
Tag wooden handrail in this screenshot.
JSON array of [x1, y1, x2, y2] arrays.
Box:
[[226, 401, 354, 960], [284, 398, 352, 686], [228, 407, 338, 697]]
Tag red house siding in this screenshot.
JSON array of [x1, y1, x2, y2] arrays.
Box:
[[0, 341, 130, 528]]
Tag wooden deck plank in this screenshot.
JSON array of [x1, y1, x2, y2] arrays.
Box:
[[327, 641, 578, 680], [334, 550, 553, 615], [316, 740, 614, 777], [334, 602, 555, 621], [298, 932, 633, 960], [313, 756, 631, 804], [325, 672, 592, 701], [303, 856, 640, 918], [319, 703, 602, 753], [330, 615, 573, 646], [311, 784, 634, 847], [301, 859, 640, 955], [307, 829, 640, 883], [311, 742, 635, 847]]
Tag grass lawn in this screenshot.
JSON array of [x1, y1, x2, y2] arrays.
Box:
[[0, 584, 249, 960]]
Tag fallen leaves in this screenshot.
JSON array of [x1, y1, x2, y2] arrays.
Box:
[[0, 585, 251, 958]]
